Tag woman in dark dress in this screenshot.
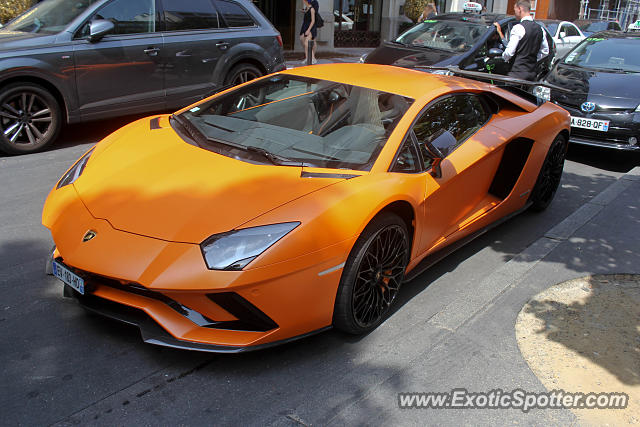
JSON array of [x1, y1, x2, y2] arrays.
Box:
[[299, 0, 319, 64]]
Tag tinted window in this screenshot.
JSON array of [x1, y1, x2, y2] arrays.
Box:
[[609, 22, 621, 30], [93, 0, 156, 34], [162, 0, 219, 30], [412, 95, 490, 168], [214, 0, 255, 27], [5, 0, 100, 34]]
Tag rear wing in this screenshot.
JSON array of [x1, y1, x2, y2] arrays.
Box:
[[414, 65, 570, 107]]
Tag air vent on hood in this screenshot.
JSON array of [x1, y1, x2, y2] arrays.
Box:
[[149, 117, 161, 130]]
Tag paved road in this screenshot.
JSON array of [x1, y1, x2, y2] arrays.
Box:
[[0, 118, 637, 425]]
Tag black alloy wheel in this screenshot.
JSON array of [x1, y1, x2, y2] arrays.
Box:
[[333, 212, 410, 334], [0, 83, 62, 155], [225, 63, 263, 87], [529, 134, 568, 211]]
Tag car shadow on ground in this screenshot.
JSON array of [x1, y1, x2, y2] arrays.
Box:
[[567, 143, 639, 173]]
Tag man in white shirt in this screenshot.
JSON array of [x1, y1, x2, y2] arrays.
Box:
[[494, 0, 549, 81]]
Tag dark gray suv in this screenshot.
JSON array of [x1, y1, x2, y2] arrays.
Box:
[[0, 0, 285, 154]]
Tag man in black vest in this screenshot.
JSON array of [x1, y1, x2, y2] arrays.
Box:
[[494, 0, 549, 81]]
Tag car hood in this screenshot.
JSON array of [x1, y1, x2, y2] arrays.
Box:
[[548, 63, 640, 109], [365, 41, 461, 68], [73, 117, 347, 244], [0, 30, 57, 50]]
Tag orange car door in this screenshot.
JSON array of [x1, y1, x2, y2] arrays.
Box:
[[412, 93, 501, 255]]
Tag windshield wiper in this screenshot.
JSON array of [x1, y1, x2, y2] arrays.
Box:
[[171, 114, 207, 146], [245, 146, 305, 166]]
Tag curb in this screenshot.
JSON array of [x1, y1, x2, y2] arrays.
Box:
[[428, 166, 640, 332]]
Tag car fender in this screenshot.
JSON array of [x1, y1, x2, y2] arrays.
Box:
[[239, 172, 426, 270], [0, 57, 78, 122], [212, 42, 273, 85]]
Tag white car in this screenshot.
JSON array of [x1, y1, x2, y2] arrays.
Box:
[[538, 20, 586, 60], [628, 20, 640, 31]]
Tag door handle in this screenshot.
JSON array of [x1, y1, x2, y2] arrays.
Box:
[[144, 47, 160, 56], [216, 42, 230, 50]]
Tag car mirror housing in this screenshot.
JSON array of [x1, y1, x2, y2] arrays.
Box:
[[89, 20, 114, 43], [425, 129, 455, 179]]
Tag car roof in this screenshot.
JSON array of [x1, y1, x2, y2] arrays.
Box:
[[280, 63, 491, 99], [538, 19, 562, 24]]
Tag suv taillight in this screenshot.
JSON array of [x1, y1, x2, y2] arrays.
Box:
[[276, 34, 283, 47]]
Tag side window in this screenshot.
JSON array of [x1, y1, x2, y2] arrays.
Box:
[[412, 95, 491, 169], [162, 0, 219, 31], [391, 140, 421, 173], [214, 0, 255, 27], [564, 24, 578, 37], [89, 0, 156, 35]]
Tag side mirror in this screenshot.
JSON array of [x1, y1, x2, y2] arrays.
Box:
[[89, 19, 114, 43], [559, 31, 566, 39], [424, 129, 455, 178], [488, 48, 503, 58]]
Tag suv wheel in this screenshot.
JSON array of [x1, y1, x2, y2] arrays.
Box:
[[224, 63, 263, 87], [0, 83, 62, 155]]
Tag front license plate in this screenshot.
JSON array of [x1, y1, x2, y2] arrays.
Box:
[[571, 116, 610, 132], [52, 260, 85, 295]]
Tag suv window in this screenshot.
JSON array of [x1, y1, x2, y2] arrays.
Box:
[[162, 0, 220, 30], [412, 94, 490, 168], [214, 0, 255, 27], [89, 0, 156, 35]]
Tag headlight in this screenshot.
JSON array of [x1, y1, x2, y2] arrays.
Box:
[[533, 85, 551, 102], [56, 148, 95, 189], [200, 222, 300, 270]]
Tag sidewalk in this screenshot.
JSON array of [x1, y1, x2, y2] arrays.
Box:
[[321, 166, 640, 425], [284, 47, 374, 69]]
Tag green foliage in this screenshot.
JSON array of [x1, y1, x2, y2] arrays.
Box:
[[404, 0, 430, 22], [0, 0, 33, 25]]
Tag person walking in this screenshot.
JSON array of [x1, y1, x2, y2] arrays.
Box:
[[300, 0, 319, 65], [494, 0, 549, 81], [418, 3, 438, 21]]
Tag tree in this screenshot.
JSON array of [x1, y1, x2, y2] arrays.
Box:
[[0, 0, 33, 25], [404, 0, 430, 22]]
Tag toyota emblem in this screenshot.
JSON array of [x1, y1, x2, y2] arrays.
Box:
[[581, 102, 596, 113]]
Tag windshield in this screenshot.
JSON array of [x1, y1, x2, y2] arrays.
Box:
[[395, 20, 489, 53], [4, 0, 99, 34], [178, 75, 413, 171], [564, 36, 640, 72]]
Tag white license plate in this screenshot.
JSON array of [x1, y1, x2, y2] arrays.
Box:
[[52, 260, 85, 295], [571, 116, 610, 132]]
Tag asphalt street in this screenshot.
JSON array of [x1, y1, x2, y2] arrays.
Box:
[[0, 117, 638, 425]]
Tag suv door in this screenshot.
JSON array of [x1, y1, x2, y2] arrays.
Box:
[[72, 0, 164, 121], [160, 0, 227, 109]]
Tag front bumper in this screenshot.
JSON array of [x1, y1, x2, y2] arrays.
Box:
[[555, 102, 640, 151], [43, 184, 354, 351]]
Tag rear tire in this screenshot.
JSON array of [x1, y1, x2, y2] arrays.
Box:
[[224, 63, 263, 87], [0, 83, 62, 155], [529, 134, 568, 212], [333, 212, 410, 335]]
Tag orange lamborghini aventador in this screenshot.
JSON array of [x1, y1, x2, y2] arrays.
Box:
[[43, 64, 570, 352]]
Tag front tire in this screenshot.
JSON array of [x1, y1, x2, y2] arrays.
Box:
[[333, 212, 410, 334], [0, 83, 62, 155], [529, 134, 568, 212]]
